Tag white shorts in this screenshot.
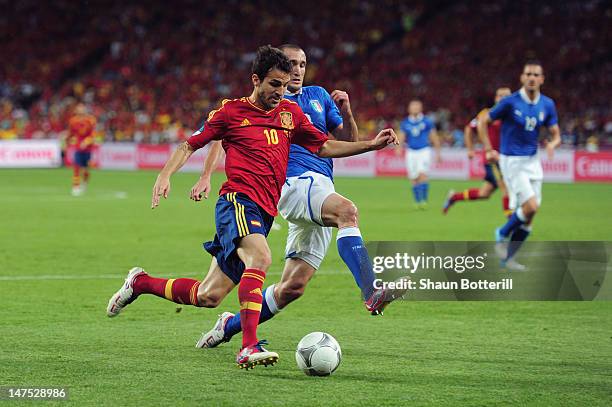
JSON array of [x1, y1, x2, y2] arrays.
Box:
[[277, 171, 335, 269], [499, 154, 543, 210], [406, 147, 431, 180]]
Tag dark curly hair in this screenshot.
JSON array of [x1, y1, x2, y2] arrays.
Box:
[[252, 45, 291, 80]]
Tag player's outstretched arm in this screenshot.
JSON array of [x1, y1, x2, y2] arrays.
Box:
[[151, 142, 195, 208], [317, 128, 399, 158], [190, 140, 224, 201]]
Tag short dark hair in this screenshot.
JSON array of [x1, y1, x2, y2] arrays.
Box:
[[252, 45, 291, 80], [278, 43, 303, 52], [524, 60, 543, 71]]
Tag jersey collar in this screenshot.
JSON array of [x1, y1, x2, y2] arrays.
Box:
[[285, 87, 303, 96], [519, 87, 541, 105], [409, 113, 424, 122]]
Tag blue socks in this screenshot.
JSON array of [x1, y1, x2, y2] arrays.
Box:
[[499, 208, 527, 237], [412, 183, 429, 203], [507, 225, 531, 260], [223, 284, 280, 339], [337, 227, 375, 300]]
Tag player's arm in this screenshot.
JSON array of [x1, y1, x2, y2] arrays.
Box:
[[477, 112, 497, 162], [464, 123, 475, 159], [546, 124, 561, 160], [318, 129, 398, 158], [152, 104, 227, 208], [190, 140, 225, 201], [330, 90, 358, 141], [151, 142, 196, 208], [396, 127, 406, 156], [544, 102, 561, 160], [429, 126, 442, 163]]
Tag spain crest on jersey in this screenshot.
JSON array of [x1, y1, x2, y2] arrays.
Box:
[[310, 99, 323, 113], [280, 111, 294, 129]]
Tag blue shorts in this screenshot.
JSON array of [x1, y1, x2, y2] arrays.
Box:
[[203, 192, 274, 285], [484, 162, 502, 189], [74, 151, 91, 167]]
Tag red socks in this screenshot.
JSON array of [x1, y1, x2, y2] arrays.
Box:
[[72, 165, 80, 187], [502, 195, 512, 217], [133, 275, 201, 306], [238, 269, 266, 348], [451, 188, 481, 202]]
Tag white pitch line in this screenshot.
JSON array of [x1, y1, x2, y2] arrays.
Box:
[[0, 269, 344, 281]]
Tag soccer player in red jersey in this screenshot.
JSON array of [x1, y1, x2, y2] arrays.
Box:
[[442, 87, 511, 215], [67, 104, 96, 196], [106, 45, 398, 369]]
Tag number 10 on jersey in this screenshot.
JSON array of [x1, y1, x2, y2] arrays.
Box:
[[264, 129, 279, 145]]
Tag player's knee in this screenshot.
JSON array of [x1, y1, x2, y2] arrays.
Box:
[[197, 290, 222, 308], [337, 199, 359, 226], [249, 248, 272, 271], [278, 279, 307, 304]]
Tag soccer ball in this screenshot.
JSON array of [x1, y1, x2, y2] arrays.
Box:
[[295, 332, 342, 376]]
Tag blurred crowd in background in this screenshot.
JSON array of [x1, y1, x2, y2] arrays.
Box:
[[1, 0, 610, 151]]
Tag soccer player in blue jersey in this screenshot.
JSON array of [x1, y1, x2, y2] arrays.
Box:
[[478, 61, 561, 270], [192, 44, 404, 349], [398, 100, 441, 209]]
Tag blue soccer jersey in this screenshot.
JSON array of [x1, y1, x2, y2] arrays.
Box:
[[400, 114, 434, 150], [489, 88, 558, 156], [285, 86, 343, 179]]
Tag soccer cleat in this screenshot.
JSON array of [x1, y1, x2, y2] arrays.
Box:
[[195, 312, 234, 348], [442, 189, 455, 214], [106, 267, 146, 317], [71, 186, 83, 196], [494, 227, 508, 259], [236, 340, 278, 370], [502, 258, 527, 271], [365, 276, 410, 316], [419, 202, 428, 210]]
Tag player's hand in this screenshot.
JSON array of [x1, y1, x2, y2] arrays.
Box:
[[331, 90, 351, 115], [546, 143, 555, 160], [151, 174, 171, 209], [485, 149, 499, 163], [436, 152, 442, 163], [190, 176, 211, 201], [370, 128, 399, 150], [467, 150, 475, 160]]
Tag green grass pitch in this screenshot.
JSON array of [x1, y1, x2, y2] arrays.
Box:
[[1, 168, 611, 406]]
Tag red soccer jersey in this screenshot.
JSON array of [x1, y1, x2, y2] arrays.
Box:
[[469, 108, 502, 152], [68, 115, 96, 152], [187, 97, 328, 216]]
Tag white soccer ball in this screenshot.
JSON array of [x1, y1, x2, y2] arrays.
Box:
[[295, 332, 342, 376]]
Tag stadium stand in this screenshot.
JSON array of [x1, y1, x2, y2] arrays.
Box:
[[1, 0, 610, 148]]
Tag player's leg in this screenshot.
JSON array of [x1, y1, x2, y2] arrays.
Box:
[[210, 221, 325, 346], [406, 150, 422, 206], [496, 166, 539, 268], [72, 152, 82, 196], [321, 193, 376, 299], [506, 180, 540, 266], [81, 152, 91, 190], [106, 257, 232, 317], [234, 233, 278, 368], [443, 181, 496, 214]]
